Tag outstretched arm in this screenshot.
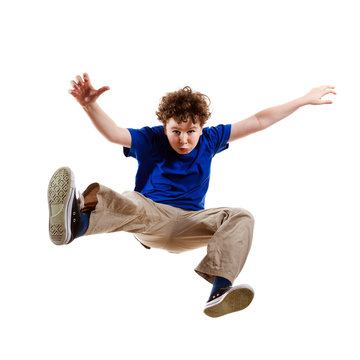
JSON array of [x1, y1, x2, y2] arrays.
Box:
[[229, 85, 336, 142], [69, 73, 132, 147]]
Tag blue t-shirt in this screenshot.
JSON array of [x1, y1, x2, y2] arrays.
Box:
[[123, 124, 231, 211]]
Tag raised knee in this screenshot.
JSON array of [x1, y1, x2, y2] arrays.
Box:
[[246, 210, 255, 224], [236, 208, 255, 226]]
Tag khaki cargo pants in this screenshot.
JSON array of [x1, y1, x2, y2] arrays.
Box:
[[82, 183, 254, 284]]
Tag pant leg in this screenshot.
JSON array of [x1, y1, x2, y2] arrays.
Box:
[[154, 206, 255, 284], [194, 207, 254, 284], [82, 183, 254, 284], [81, 183, 183, 250]]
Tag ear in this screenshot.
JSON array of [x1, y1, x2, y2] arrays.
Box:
[[164, 124, 169, 137], [163, 118, 171, 134], [200, 125, 204, 136]]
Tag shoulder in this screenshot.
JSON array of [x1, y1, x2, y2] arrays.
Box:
[[200, 124, 232, 155], [127, 125, 166, 147], [124, 125, 167, 159], [202, 124, 231, 139], [129, 125, 165, 139], [202, 124, 232, 151]]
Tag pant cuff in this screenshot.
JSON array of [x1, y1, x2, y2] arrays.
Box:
[[194, 267, 235, 284]]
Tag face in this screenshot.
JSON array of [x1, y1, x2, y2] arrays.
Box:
[[165, 117, 203, 155]]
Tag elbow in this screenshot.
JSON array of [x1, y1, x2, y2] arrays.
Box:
[[106, 128, 132, 147], [102, 130, 120, 144], [254, 114, 266, 131], [107, 134, 123, 145]]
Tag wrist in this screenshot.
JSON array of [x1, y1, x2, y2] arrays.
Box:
[[296, 96, 309, 107], [82, 102, 99, 113]]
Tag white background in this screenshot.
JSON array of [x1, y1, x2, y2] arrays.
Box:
[[1, 0, 359, 359]]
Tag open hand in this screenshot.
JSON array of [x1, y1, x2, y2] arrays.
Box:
[[303, 85, 336, 105], [69, 73, 110, 106]]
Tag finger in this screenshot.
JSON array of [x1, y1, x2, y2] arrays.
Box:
[[318, 99, 333, 105], [97, 86, 110, 95], [320, 99, 333, 104], [69, 89, 78, 96], [70, 80, 80, 90], [321, 85, 336, 92], [76, 75, 84, 86], [83, 72, 91, 85], [327, 90, 337, 95], [322, 89, 337, 97]]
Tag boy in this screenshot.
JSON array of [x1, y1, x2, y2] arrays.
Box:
[[48, 73, 335, 317]]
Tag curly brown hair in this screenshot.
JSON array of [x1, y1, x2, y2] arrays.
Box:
[[156, 86, 211, 127]]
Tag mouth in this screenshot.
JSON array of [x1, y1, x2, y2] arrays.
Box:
[[179, 147, 189, 153]]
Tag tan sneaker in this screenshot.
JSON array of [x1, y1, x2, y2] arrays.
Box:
[[204, 284, 254, 318], [47, 167, 80, 245]]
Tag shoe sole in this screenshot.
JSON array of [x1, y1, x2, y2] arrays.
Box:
[[204, 285, 254, 318], [48, 167, 75, 245]]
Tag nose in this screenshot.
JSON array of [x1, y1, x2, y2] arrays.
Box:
[[179, 133, 188, 144]]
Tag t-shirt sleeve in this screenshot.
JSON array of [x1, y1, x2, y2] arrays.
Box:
[[203, 124, 232, 155], [123, 126, 164, 161]]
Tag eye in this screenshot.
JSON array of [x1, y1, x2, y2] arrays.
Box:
[[188, 130, 195, 134], [172, 130, 180, 135]]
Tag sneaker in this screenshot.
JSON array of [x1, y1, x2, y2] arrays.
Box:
[[204, 284, 254, 318], [47, 167, 80, 245]]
